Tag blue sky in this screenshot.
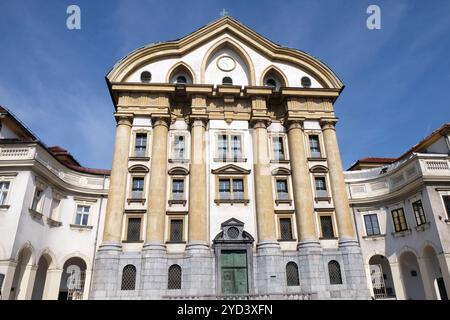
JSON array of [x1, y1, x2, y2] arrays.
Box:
[[0, 1, 449, 170]]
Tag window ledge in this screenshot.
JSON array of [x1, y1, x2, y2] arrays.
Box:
[[127, 198, 146, 205], [214, 199, 250, 205], [391, 229, 412, 238], [307, 157, 327, 161], [29, 208, 43, 220], [277, 239, 297, 242], [214, 158, 247, 163], [47, 217, 62, 227], [129, 156, 150, 161], [168, 199, 187, 206], [319, 237, 339, 240], [0, 204, 10, 210], [168, 159, 189, 163], [275, 199, 292, 205], [415, 221, 431, 232], [362, 234, 386, 240], [70, 224, 93, 230], [165, 241, 187, 244], [314, 196, 331, 202], [270, 159, 290, 164], [122, 240, 144, 243]]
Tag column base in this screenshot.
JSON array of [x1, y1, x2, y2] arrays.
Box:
[[97, 242, 122, 254], [142, 242, 166, 255], [297, 240, 321, 251]]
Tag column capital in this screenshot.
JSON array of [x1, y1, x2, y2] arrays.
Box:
[[188, 116, 208, 128], [285, 118, 306, 131], [114, 113, 133, 126], [320, 118, 338, 131], [250, 118, 271, 129], [151, 116, 171, 128]]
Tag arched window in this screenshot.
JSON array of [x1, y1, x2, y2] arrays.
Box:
[[140, 71, 152, 83], [265, 78, 277, 88], [286, 262, 300, 286], [175, 75, 187, 84], [121, 265, 136, 290], [328, 260, 342, 285], [222, 77, 233, 85], [168, 264, 182, 289]]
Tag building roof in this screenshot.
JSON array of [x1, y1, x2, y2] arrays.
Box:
[[0, 106, 110, 176], [348, 123, 450, 171]]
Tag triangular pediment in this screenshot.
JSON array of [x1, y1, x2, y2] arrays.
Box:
[[221, 217, 244, 228], [211, 164, 250, 175]]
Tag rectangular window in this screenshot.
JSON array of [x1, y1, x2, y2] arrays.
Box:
[[364, 214, 381, 236], [412, 200, 427, 226], [280, 218, 293, 240], [309, 135, 321, 157], [320, 216, 335, 239], [442, 196, 450, 219], [75, 205, 90, 226], [132, 177, 144, 199], [170, 219, 183, 242], [273, 137, 285, 161], [276, 179, 289, 200], [135, 133, 147, 157], [219, 179, 231, 200], [49, 198, 61, 220], [127, 217, 141, 241], [391, 208, 408, 232], [31, 188, 43, 211], [174, 135, 185, 160], [172, 179, 184, 200], [0, 181, 10, 205], [218, 135, 228, 159], [231, 135, 242, 159], [315, 177, 327, 197], [233, 179, 244, 200]]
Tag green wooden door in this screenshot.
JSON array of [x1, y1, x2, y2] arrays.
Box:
[[221, 250, 248, 294]]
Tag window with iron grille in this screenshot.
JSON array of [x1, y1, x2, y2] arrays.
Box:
[[280, 218, 293, 240], [364, 214, 380, 236], [391, 208, 408, 232], [218, 135, 228, 159], [174, 135, 185, 160], [320, 216, 335, 239], [172, 179, 184, 201], [135, 133, 147, 157], [121, 265, 136, 290], [276, 179, 289, 200], [132, 177, 144, 199], [0, 181, 10, 205], [328, 260, 342, 285], [412, 200, 426, 226], [127, 218, 141, 242], [444, 196, 450, 219], [170, 219, 183, 242], [231, 135, 242, 159], [286, 262, 300, 286], [309, 135, 321, 157], [168, 265, 182, 289], [273, 137, 285, 161]]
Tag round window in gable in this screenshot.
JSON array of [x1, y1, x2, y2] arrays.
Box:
[[140, 71, 152, 83], [265, 78, 277, 88], [176, 75, 187, 84], [301, 76, 311, 88], [222, 77, 233, 85]]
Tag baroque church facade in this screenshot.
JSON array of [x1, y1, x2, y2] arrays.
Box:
[[0, 17, 449, 300]]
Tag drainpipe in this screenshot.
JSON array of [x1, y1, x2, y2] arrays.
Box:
[[88, 173, 107, 299]]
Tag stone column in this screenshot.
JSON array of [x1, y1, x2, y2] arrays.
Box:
[[252, 120, 278, 244], [389, 262, 406, 300], [17, 265, 37, 300], [286, 120, 319, 248], [0, 261, 16, 300], [42, 269, 63, 300], [321, 120, 356, 244], [417, 257, 437, 300], [144, 117, 170, 251], [187, 118, 208, 248], [438, 253, 450, 299], [102, 113, 133, 248]]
